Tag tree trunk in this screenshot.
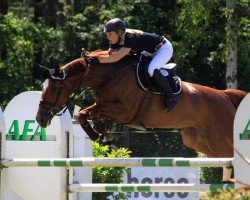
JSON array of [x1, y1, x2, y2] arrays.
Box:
[[226, 0, 237, 89], [34, 0, 43, 24], [44, 0, 58, 28], [32, 0, 44, 80], [0, 0, 8, 61], [0, 0, 8, 14]]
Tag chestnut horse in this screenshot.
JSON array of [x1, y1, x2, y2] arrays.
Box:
[[36, 55, 246, 162]]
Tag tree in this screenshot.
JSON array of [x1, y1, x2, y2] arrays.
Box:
[[236, 1, 250, 90], [0, 0, 8, 14], [44, 0, 58, 28], [175, 1, 227, 89], [226, 0, 238, 89]]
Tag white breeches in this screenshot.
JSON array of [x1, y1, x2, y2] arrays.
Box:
[[148, 39, 173, 77]]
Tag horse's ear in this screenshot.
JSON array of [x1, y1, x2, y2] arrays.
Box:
[[51, 64, 66, 80], [42, 68, 53, 79], [36, 63, 65, 80], [51, 65, 60, 77], [51, 69, 66, 80], [36, 63, 53, 80]]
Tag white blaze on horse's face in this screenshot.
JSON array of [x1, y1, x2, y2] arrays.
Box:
[[43, 79, 49, 92], [186, 83, 198, 94], [41, 79, 49, 100]]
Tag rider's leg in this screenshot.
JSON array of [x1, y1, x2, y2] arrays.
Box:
[[148, 40, 177, 111], [152, 69, 177, 111], [147, 40, 173, 77]]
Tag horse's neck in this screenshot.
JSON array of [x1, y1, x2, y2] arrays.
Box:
[[63, 57, 134, 89], [62, 58, 89, 87], [86, 62, 132, 89]]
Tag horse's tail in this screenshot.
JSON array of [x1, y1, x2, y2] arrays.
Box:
[[223, 89, 248, 109]]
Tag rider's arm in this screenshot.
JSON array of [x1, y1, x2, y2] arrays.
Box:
[[100, 47, 131, 63]]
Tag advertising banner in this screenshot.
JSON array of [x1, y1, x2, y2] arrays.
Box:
[[124, 167, 199, 200]]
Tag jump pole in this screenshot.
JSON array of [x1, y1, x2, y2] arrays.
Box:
[[68, 183, 234, 193], [1, 157, 233, 168]]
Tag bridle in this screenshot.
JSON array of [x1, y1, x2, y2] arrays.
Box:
[[39, 63, 88, 118], [39, 78, 73, 117]]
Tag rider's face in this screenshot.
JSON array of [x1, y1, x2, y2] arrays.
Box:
[[106, 31, 119, 44]]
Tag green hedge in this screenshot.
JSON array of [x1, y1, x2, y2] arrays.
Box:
[[92, 142, 131, 200]]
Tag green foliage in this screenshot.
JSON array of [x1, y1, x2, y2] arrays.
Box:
[[0, 13, 35, 107], [200, 167, 222, 184], [32, 26, 65, 67], [175, 1, 227, 88], [237, 2, 250, 90], [198, 153, 223, 184], [208, 189, 250, 200], [92, 142, 131, 200], [0, 12, 68, 107]]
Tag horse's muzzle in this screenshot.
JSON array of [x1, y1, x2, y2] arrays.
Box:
[[36, 113, 52, 127]]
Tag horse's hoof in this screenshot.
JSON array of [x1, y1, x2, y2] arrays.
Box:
[[105, 133, 114, 141]]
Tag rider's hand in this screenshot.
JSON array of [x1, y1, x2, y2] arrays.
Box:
[[87, 57, 100, 64]]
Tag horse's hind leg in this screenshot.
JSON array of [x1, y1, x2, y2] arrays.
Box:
[[181, 127, 215, 157], [204, 125, 233, 158], [182, 127, 233, 181], [204, 125, 234, 181]]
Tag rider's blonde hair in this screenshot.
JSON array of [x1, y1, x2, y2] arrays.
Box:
[[116, 28, 143, 38], [126, 28, 143, 37]]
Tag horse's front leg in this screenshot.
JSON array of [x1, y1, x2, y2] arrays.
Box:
[[90, 102, 133, 123], [76, 104, 101, 141]]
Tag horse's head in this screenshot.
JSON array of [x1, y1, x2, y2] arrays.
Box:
[[36, 51, 128, 127], [36, 58, 88, 127]]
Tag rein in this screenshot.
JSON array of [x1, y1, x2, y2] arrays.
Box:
[[57, 73, 87, 116]]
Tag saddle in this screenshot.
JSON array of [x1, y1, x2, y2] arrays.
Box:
[[135, 52, 182, 95]]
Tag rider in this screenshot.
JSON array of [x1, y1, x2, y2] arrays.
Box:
[[94, 18, 177, 111]]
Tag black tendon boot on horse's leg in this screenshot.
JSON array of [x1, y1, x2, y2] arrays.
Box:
[[152, 69, 177, 112]]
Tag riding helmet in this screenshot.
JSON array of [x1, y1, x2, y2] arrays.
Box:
[[103, 18, 126, 33]]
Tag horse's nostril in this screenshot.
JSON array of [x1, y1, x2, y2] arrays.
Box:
[[36, 114, 49, 127]]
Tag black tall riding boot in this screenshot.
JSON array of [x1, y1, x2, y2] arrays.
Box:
[[152, 69, 177, 111]]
